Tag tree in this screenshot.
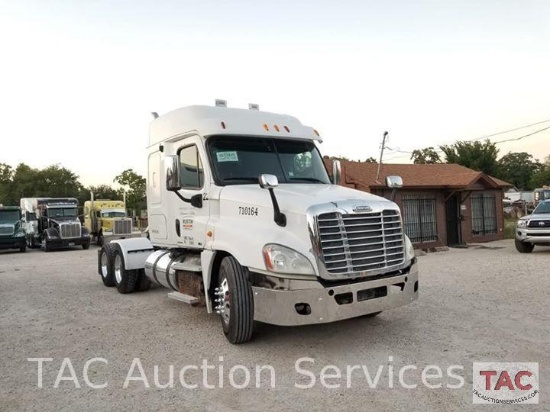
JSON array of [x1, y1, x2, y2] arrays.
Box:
[[0, 163, 13, 204], [364, 157, 377, 163], [439, 139, 499, 175], [497, 152, 541, 190], [531, 165, 550, 188], [410, 147, 441, 164], [114, 169, 146, 216]]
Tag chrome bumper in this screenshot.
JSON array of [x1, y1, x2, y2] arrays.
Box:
[[103, 231, 143, 242], [516, 229, 550, 243], [252, 263, 418, 326]]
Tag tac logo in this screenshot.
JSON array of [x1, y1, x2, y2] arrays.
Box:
[[473, 362, 539, 404]]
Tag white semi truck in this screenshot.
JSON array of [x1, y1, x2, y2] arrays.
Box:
[[98, 101, 419, 344]]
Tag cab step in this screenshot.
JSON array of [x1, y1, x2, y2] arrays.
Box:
[[171, 261, 202, 272], [167, 291, 199, 305]]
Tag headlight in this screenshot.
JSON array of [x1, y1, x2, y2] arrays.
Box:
[[517, 220, 528, 228], [404, 235, 415, 262], [262, 244, 315, 275]]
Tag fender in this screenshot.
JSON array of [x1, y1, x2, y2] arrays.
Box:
[[111, 237, 155, 270], [44, 227, 60, 240], [200, 250, 216, 313]]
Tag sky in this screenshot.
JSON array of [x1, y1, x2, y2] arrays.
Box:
[[1, 0, 549, 186]]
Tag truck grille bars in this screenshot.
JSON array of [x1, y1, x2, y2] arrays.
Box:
[[113, 219, 132, 235], [316, 210, 405, 275], [0, 225, 15, 236], [60, 222, 81, 239]]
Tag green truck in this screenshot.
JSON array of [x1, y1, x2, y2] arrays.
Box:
[[0, 205, 26, 253]]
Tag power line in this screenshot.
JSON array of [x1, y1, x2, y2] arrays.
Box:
[[382, 120, 550, 161]]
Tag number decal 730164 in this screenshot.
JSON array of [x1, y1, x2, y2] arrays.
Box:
[[238, 206, 258, 216]]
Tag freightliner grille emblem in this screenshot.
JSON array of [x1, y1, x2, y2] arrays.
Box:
[[353, 205, 372, 213]]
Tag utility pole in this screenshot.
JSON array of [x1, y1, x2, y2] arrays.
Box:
[[376, 131, 389, 184]]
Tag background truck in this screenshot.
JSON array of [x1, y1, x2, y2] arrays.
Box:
[[83, 193, 140, 245], [0, 205, 26, 253], [97, 101, 419, 344], [21, 198, 91, 251], [515, 199, 550, 253]]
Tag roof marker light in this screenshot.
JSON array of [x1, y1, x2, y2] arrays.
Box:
[[263, 123, 269, 131], [215, 99, 227, 107], [284, 126, 290, 132], [314, 129, 320, 137], [249, 103, 260, 110], [274, 125, 280, 132], [221, 121, 226, 129]]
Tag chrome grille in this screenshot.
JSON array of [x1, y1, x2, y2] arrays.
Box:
[[0, 225, 15, 236], [113, 219, 132, 235], [528, 220, 550, 228], [317, 210, 405, 275], [60, 222, 81, 239]]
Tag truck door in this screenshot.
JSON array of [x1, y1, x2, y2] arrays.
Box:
[[174, 137, 210, 249]]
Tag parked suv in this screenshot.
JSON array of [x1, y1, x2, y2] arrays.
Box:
[[515, 199, 550, 253]]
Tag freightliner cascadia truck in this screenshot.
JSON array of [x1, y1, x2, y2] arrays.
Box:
[[98, 101, 419, 344]]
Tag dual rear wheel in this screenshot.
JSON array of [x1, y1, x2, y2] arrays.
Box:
[[98, 243, 151, 293]]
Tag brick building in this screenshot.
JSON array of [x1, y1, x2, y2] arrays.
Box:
[[326, 160, 511, 248]]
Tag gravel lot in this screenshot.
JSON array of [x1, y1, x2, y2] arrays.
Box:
[[1, 240, 548, 411]]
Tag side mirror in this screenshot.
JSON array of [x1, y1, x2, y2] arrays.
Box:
[[534, 191, 540, 201], [165, 155, 182, 191], [259, 174, 279, 189], [332, 160, 341, 185], [386, 175, 403, 189], [258, 174, 286, 227]]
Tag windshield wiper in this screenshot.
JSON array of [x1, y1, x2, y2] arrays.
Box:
[[289, 177, 326, 183]]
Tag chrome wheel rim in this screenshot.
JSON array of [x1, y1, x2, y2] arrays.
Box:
[[219, 276, 230, 325], [114, 255, 122, 283], [101, 251, 109, 278]]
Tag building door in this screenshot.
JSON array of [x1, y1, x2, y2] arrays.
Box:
[[445, 194, 461, 246]]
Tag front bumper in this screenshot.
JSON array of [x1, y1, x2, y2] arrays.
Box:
[[516, 228, 550, 244], [252, 262, 418, 326], [47, 238, 90, 248], [0, 236, 26, 250]]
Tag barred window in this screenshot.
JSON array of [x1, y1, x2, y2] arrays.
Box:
[[402, 195, 438, 243], [471, 194, 497, 236]]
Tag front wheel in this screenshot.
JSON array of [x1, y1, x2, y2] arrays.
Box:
[[515, 239, 534, 253], [82, 242, 90, 250], [215, 256, 254, 344], [19, 244, 26, 253]]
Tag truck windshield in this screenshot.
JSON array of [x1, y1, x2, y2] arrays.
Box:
[[208, 136, 331, 185], [533, 202, 550, 214], [101, 209, 126, 218], [0, 210, 20, 223], [48, 208, 78, 218]]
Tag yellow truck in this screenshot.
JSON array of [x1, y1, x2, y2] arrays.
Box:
[[83, 194, 140, 245]]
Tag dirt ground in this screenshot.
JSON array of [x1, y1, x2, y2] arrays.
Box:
[[0, 240, 548, 411]]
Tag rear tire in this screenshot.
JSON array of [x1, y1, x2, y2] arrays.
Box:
[[217, 256, 254, 344], [135, 268, 151, 292], [98, 243, 116, 287], [515, 239, 534, 253], [113, 247, 138, 294]]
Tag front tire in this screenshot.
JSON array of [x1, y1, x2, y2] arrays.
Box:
[[19, 244, 26, 253], [98, 243, 116, 287], [216, 256, 254, 344], [82, 242, 90, 250], [515, 239, 534, 253], [113, 247, 138, 294]]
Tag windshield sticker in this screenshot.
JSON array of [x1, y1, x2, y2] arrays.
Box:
[[216, 151, 239, 162]]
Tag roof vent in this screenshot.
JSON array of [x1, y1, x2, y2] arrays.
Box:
[[248, 103, 260, 110], [215, 99, 227, 107]]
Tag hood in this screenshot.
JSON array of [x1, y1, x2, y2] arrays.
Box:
[[219, 184, 396, 215], [520, 213, 550, 221]]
